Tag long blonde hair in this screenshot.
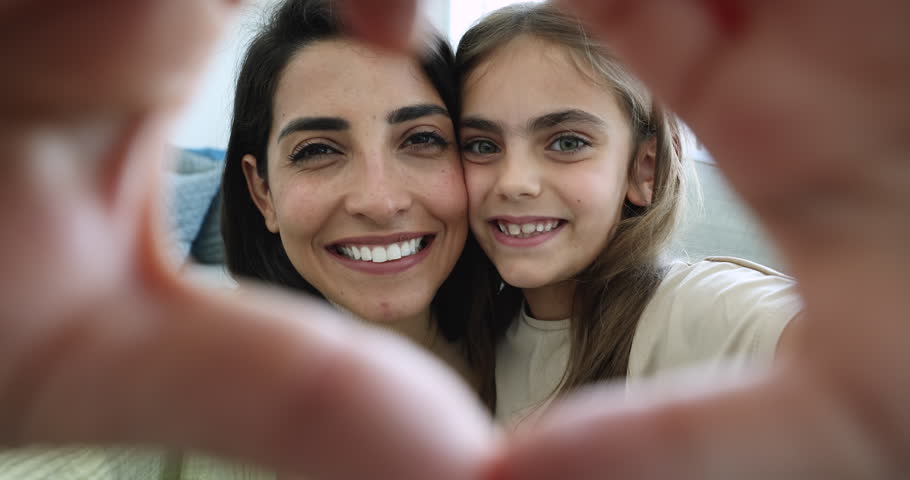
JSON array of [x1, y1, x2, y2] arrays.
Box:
[[458, 2, 686, 409]]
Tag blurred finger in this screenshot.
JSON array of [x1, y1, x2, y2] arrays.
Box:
[[336, 0, 418, 51], [487, 368, 897, 480], [10, 280, 494, 479], [0, 0, 238, 117]]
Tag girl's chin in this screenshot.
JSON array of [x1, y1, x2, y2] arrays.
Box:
[[498, 271, 557, 291]]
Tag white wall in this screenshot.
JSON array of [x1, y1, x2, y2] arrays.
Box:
[[448, 0, 543, 44]]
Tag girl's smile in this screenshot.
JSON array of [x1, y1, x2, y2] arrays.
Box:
[[488, 216, 567, 247]]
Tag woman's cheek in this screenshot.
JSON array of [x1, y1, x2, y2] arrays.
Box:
[[426, 164, 469, 220], [274, 180, 331, 237]]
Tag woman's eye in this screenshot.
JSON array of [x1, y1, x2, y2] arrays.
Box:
[[547, 135, 589, 153], [289, 142, 341, 162], [404, 132, 449, 146], [463, 139, 501, 155]]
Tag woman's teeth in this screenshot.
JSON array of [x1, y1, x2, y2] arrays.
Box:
[[497, 220, 561, 238], [335, 237, 426, 263]]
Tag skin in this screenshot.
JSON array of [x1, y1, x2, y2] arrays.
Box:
[[460, 34, 654, 321], [242, 40, 469, 372], [0, 0, 908, 479]]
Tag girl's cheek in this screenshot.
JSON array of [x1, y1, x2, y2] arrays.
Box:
[[463, 164, 492, 203]]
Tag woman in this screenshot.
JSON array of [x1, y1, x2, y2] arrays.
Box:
[[221, 0, 483, 386]]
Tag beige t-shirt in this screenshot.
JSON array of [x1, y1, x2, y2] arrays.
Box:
[[495, 257, 803, 424]]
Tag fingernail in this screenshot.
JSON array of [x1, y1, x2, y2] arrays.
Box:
[[341, 0, 416, 51], [699, 0, 747, 35]]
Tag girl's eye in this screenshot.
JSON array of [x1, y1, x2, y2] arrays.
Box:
[[288, 142, 341, 163], [402, 131, 450, 151], [463, 139, 501, 155], [547, 135, 590, 153]]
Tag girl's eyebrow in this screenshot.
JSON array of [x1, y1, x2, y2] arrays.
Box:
[[461, 116, 503, 136], [528, 109, 605, 132], [461, 109, 605, 137]]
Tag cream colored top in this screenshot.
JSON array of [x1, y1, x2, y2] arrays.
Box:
[[495, 257, 803, 424]]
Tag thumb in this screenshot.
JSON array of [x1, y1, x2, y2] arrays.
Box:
[[486, 368, 894, 480], [12, 278, 495, 479]]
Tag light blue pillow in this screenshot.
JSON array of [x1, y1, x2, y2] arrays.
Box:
[[165, 148, 226, 264]]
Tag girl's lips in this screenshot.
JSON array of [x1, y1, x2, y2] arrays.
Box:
[[491, 215, 564, 224], [327, 235, 435, 275], [489, 220, 566, 248]]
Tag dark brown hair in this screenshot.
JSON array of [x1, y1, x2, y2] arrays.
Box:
[[220, 0, 481, 348]]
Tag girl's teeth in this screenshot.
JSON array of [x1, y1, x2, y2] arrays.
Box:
[[338, 238, 425, 263], [498, 221, 561, 238]]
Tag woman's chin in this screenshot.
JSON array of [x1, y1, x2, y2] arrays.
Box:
[[345, 300, 430, 326]]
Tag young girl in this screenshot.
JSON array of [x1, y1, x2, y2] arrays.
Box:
[[457, 2, 804, 424]]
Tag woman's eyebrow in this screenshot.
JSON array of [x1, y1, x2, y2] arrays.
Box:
[[387, 104, 450, 124], [528, 109, 606, 132], [277, 117, 349, 143], [460, 116, 504, 137]]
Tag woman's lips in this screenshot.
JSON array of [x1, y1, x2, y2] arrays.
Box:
[[327, 234, 435, 274]]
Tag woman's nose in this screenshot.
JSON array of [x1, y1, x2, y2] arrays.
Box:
[[344, 153, 413, 224]]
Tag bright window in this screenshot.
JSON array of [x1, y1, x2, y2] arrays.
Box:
[[448, 0, 545, 43]]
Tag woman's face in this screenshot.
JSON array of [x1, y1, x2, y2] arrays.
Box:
[[460, 35, 652, 291], [245, 39, 468, 324]]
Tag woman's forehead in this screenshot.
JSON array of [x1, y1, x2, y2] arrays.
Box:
[[273, 39, 442, 117]]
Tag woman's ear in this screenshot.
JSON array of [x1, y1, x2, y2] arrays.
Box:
[[626, 137, 657, 207], [241, 154, 279, 233]]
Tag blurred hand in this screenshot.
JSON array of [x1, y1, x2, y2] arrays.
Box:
[[0, 1, 493, 479], [483, 0, 910, 478]]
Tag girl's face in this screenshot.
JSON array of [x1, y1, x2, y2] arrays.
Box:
[[461, 35, 652, 291], [244, 39, 468, 324]]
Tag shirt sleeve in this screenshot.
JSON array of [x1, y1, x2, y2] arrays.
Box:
[[628, 257, 803, 379]]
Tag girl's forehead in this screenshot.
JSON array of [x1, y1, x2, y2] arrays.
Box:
[[461, 36, 622, 124], [463, 35, 580, 91]]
